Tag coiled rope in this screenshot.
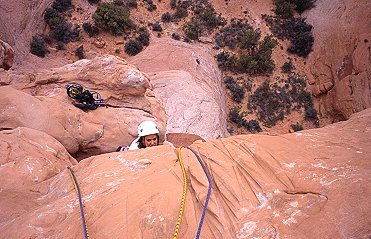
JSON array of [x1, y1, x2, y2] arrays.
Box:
[[67, 166, 90, 239], [173, 146, 188, 239], [186, 146, 212, 239]]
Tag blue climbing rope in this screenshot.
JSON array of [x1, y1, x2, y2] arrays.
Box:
[[186, 147, 212, 239], [67, 166, 90, 239]]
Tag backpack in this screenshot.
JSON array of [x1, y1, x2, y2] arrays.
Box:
[[66, 82, 103, 110]]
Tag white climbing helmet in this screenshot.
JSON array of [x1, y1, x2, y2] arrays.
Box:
[[137, 120, 159, 137]]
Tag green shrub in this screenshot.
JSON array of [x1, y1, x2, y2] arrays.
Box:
[[229, 106, 262, 132], [161, 12, 172, 22], [294, 0, 316, 13], [263, 7, 314, 57], [171, 33, 180, 40], [215, 19, 254, 49], [274, 0, 295, 18], [152, 23, 162, 32], [137, 27, 150, 46], [287, 30, 314, 57], [44, 8, 63, 29], [56, 41, 66, 50], [174, 7, 188, 19], [30, 36, 48, 57], [50, 21, 79, 43], [75, 45, 84, 59], [52, 0, 72, 12], [124, 39, 143, 55], [93, 3, 134, 35], [239, 29, 261, 52], [170, 0, 176, 9], [282, 58, 295, 73], [248, 80, 291, 127], [183, 19, 202, 40], [88, 0, 101, 4], [291, 122, 303, 131], [82, 22, 99, 37], [224, 76, 245, 103], [126, 0, 138, 8]]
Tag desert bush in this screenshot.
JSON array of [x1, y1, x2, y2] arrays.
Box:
[[75, 45, 84, 59], [287, 30, 314, 57], [263, 10, 314, 57], [44, 8, 64, 29], [170, 0, 177, 9], [126, 0, 138, 8], [30, 36, 48, 57], [52, 0, 72, 12], [183, 19, 202, 40], [199, 6, 225, 29], [248, 80, 291, 127], [215, 19, 254, 49], [174, 7, 188, 19], [88, 0, 101, 4], [229, 106, 245, 127], [50, 21, 79, 43], [274, 0, 315, 16], [152, 23, 162, 32], [224, 76, 245, 103], [82, 22, 99, 37], [282, 58, 295, 73], [171, 33, 181, 40], [305, 106, 318, 123], [93, 2, 134, 35], [229, 106, 262, 132], [137, 27, 150, 46], [124, 39, 143, 55], [291, 122, 303, 131], [56, 41, 66, 50], [239, 29, 261, 52], [274, 0, 295, 18], [215, 51, 233, 71], [161, 12, 172, 22], [294, 0, 316, 13]]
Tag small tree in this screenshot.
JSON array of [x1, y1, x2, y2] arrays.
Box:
[[75, 45, 85, 59], [93, 3, 134, 35], [30, 36, 48, 57], [52, 0, 72, 12], [124, 39, 143, 55]]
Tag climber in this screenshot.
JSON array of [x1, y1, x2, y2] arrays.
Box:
[[116, 120, 160, 151]]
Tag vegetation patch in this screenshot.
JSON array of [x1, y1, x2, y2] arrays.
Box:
[[182, 1, 225, 40], [224, 76, 245, 103], [263, 0, 315, 57], [30, 36, 49, 57], [93, 2, 134, 35], [124, 39, 143, 55], [215, 19, 277, 75], [229, 106, 262, 133], [248, 74, 317, 127]]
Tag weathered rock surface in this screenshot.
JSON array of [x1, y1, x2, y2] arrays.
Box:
[[1, 109, 369, 239], [305, 0, 371, 121], [129, 38, 229, 140], [0, 55, 167, 157], [0, 40, 14, 70]]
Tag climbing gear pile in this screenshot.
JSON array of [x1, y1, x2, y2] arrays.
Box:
[[66, 82, 104, 111]]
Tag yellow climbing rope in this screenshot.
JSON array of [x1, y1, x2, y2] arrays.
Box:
[[173, 146, 188, 239]]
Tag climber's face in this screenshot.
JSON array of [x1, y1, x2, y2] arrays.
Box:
[[143, 134, 158, 148]]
